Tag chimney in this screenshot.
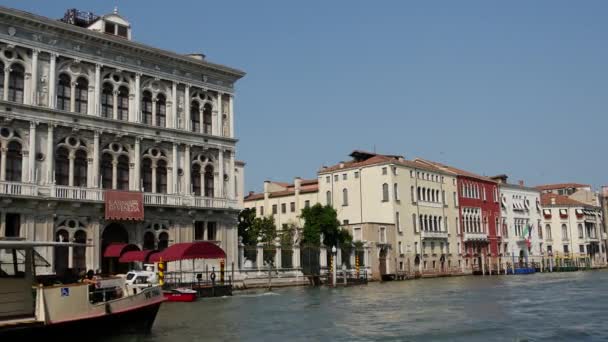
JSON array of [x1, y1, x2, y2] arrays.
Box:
[[248, 191, 254, 196], [518, 180, 524, 186], [339, 162, 345, 168], [294, 177, 302, 194], [263, 180, 270, 195], [551, 197, 556, 205]]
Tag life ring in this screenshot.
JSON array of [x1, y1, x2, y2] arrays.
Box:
[[210, 272, 216, 281]]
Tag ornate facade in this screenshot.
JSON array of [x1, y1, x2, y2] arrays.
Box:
[[0, 7, 245, 275]]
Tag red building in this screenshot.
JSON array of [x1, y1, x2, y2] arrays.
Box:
[[417, 160, 501, 274]]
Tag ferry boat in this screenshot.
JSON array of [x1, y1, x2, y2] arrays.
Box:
[[0, 240, 166, 337], [124, 269, 197, 302]]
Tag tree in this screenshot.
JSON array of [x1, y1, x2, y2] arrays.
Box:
[[251, 216, 277, 244], [238, 208, 257, 246], [300, 204, 352, 247]]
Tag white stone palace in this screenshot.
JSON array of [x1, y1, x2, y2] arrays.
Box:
[[0, 7, 245, 275]]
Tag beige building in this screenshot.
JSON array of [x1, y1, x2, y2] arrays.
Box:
[[540, 193, 606, 266], [243, 178, 318, 229], [245, 151, 464, 280]]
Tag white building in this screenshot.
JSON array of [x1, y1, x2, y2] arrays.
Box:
[[492, 175, 543, 264], [0, 7, 245, 275]]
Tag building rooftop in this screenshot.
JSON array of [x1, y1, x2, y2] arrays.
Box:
[[414, 159, 497, 183], [540, 193, 592, 207], [244, 179, 319, 202], [319, 151, 449, 175], [535, 183, 591, 191]]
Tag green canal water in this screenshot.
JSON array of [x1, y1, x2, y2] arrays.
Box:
[[112, 270, 608, 341]]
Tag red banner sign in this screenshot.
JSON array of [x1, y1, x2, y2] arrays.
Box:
[[105, 191, 144, 221]]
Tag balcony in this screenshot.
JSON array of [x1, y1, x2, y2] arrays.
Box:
[[421, 230, 449, 239], [0, 181, 239, 210], [463, 232, 488, 242], [418, 201, 443, 209]]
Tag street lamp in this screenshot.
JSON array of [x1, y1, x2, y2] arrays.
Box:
[[331, 246, 337, 287]]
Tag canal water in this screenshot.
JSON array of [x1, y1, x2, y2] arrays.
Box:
[[113, 270, 608, 341]]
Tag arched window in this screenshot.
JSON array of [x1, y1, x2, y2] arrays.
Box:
[[203, 103, 212, 134], [73, 230, 87, 272], [117, 86, 129, 121], [204, 165, 214, 197], [394, 183, 399, 201], [142, 158, 152, 192], [75, 77, 88, 114], [54, 229, 69, 275], [562, 224, 568, 239], [117, 155, 129, 190], [6, 141, 22, 182], [74, 150, 88, 187], [382, 183, 389, 201], [578, 224, 584, 238], [158, 232, 169, 251], [438, 217, 443, 231], [417, 187, 421, 201], [8, 64, 24, 103], [55, 147, 70, 186], [142, 91, 152, 124], [101, 83, 113, 118], [101, 153, 113, 189], [0, 61, 4, 95], [192, 164, 201, 196], [143, 231, 155, 250], [191, 102, 200, 132], [342, 188, 348, 206], [57, 74, 71, 111], [427, 188, 432, 202], [545, 224, 552, 240], [156, 160, 167, 194], [156, 93, 166, 127], [326, 190, 332, 205]]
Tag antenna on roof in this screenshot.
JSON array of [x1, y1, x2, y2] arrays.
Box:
[[373, 144, 376, 153], [113, 6, 119, 14]]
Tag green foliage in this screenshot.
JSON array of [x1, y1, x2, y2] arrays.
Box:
[[300, 204, 352, 247], [238, 209, 277, 245], [280, 223, 296, 247]]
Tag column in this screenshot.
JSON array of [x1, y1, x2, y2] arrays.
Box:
[[199, 109, 204, 134], [184, 145, 191, 194], [94, 64, 101, 116], [336, 247, 342, 267], [217, 93, 223, 136], [112, 90, 119, 120], [68, 155, 75, 187], [31, 49, 39, 105], [184, 85, 190, 131], [172, 82, 178, 129], [320, 245, 327, 268], [28, 122, 36, 183], [69, 81, 76, 112], [92, 131, 100, 188], [218, 149, 224, 198], [134, 73, 141, 122], [228, 151, 235, 200], [275, 240, 282, 269], [46, 125, 54, 183], [111, 159, 118, 189], [228, 95, 234, 138], [48, 53, 57, 108], [172, 143, 178, 194], [238, 237, 245, 270], [134, 138, 141, 191], [2, 66, 9, 101], [151, 164, 157, 193], [0, 148, 6, 181], [151, 99, 157, 127], [292, 244, 301, 269], [256, 241, 264, 270], [481, 253, 486, 276]]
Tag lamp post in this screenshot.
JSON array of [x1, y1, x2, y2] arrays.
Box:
[[331, 246, 337, 288]]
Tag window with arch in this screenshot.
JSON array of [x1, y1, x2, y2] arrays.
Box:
[[156, 93, 166, 127], [561, 224, 568, 239], [412, 213, 417, 232], [74, 77, 88, 114], [6, 140, 22, 182], [0, 61, 4, 95], [156, 160, 168, 194], [394, 183, 399, 201], [382, 183, 389, 202], [55, 146, 70, 186], [203, 103, 212, 134], [142, 158, 152, 192], [101, 83, 114, 118], [8, 64, 24, 103], [326, 190, 332, 205], [342, 188, 348, 206], [54, 229, 69, 274], [578, 224, 584, 238], [117, 155, 129, 190], [158, 232, 169, 251], [192, 163, 201, 196], [191, 102, 200, 132], [117, 86, 129, 121], [545, 224, 552, 240], [101, 153, 113, 189], [142, 91, 153, 124], [204, 165, 214, 197], [57, 74, 71, 111], [143, 231, 155, 250], [74, 150, 87, 187], [73, 230, 87, 272]]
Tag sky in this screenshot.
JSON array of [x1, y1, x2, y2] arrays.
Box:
[[6, 1, 608, 192]]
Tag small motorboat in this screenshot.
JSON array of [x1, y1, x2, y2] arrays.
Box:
[[163, 288, 197, 302]]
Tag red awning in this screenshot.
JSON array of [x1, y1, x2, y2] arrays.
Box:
[[119, 249, 156, 263], [104, 243, 140, 258], [149, 242, 226, 262]]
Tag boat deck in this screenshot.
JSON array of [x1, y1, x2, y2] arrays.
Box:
[[0, 316, 42, 329]]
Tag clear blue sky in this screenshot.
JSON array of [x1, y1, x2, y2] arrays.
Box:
[[7, 1, 608, 192]]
